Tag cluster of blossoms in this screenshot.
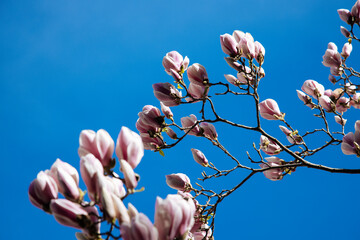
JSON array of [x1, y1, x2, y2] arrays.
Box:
[[29, 127, 211, 240], [29, 1, 360, 239]]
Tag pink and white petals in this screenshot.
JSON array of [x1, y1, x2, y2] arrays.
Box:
[[259, 99, 284, 120], [162, 51, 189, 76], [166, 173, 192, 192], [181, 114, 201, 136], [260, 157, 284, 181], [50, 159, 80, 201], [80, 154, 104, 202], [322, 43, 342, 68], [200, 122, 218, 140], [301, 80, 325, 99], [78, 129, 115, 169], [50, 199, 93, 230], [187, 63, 209, 86], [121, 212, 158, 240], [260, 135, 281, 155], [191, 148, 209, 167], [120, 160, 138, 191], [342, 42, 353, 58], [153, 82, 182, 107], [116, 126, 144, 169], [335, 116, 347, 126], [338, 9, 353, 24], [155, 194, 195, 240], [220, 34, 238, 57], [341, 120, 360, 157], [28, 171, 58, 212]]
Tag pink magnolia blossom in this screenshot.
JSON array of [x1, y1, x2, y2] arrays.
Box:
[[350, 92, 360, 109], [186, 83, 209, 102], [192, 224, 212, 240], [160, 102, 173, 120], [254, 41, 265, 64], [260, 135, 281, 155], [191, 148, 209, 167], [330, 66, 343, 76], [224, 56, 242, 71], [153, 82, 182, 107], [259, 157, 284, 181], [237, 32, 255, 59], [28, 171, 58, 212], [120, 159, 138, 191], [341, 120, 360, 157], [335, 116, 347, 126], [80, 154, 104, 202], [165, 127, 178, 139], [319, 95, 335, 112], [259, 99, 284, 120], [181, 114, 202, 136], [301, 80, 325, 98], [49, 159, 80, 201], [340, 26, 351, 38], [166, 173, 192, 192], [140, 133, 165, 150], [335, 97, 350, 113], [322, 43, 342, 68], [136, 118, 160, 135], [138, 105, 165, 128], [50, 199, 93, 230], [187, 63, 209, 86], [342, 42, 353, 58], [351, 0, 360, 23], [121, 212, 158, 240], [232, 30, 246, 43], [279, 126, 303, 144], [200, 122, 218, 140], [296, 90, 316, 109], [116, 126, 144, 169], [162, 51, 189, 75], [220, 34, 238, 56], [154, 194, 195, 240], [338, 9, 352, 24], [78, 129, 114, 169]]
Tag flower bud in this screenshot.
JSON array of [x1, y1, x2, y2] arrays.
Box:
[[260, 135, 281, 155], [254, 41, 265, 64], [186, 83, 209, 102], [155, 194, 195, 240], [50, 159, 80, 201], [335, 97, 350, 113], [296, 90, 315, 109], [322, 47, 342, 68], [200, 122, 218, 140], [329, 74, 337, 84], [279, 126, 303, 144], [340, 26, 351, 38], [181, 114, 201, 136], [166, 173, 192, 192], [319, 95, 335, 112], [335, 116, 347, 126], [337, 9, 352, 24], [259, 157, 284, 181], [116, 126, 144, 169], [341, 42, 353, 58], [29, 171, 58, 212], [140, 133, 165, 150], [120, 160, 138, 191], [350, 92, 360, 109], [160, 102, 173, 120], [121, 213, 158, 240], [224, 57, 242, 71], [80, 154, 104, 201], [220, 34, 238, 56], [162, 51, 189, 75], [50, 199, 92, 230], [187, 63, 209, 86], [351, 0, 360, 23], [78, 129, 114, 169], [259, 99, 284, 120], [191, 148, 209, 167], [301, 80, 325, 98], [138, 105, 165, 128], [165, 127, 178, 139], [153, 82, 182, 107]]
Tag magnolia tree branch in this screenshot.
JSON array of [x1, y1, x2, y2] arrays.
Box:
[[28, 1, 360, 240]]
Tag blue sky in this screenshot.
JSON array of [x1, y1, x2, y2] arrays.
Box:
[[1, 0, 360, 239]]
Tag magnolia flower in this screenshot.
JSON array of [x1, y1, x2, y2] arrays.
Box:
[[341, 120, 360, 157], [338, 9, 352, 24], [186, 83, 209, 102], [160, 102, 173, 120], [319, 95, 335, 112], [351, 0, 360, 23], [260, 157, 284, 181], [301, 80, 325, 98], [138, 105, 165, 128], [166, 173, 192, 192], [140, 133, 165, 150], [49, 159, 80, 201], [162, 51, 189, 75], [279, 126, 303, 144], [181, 114, 202, 136], [350, 92, 360, 109], [259, 99, 284, 120], [121, 212, 158, 240], [78, 129, 114, 169], [335, 116, 347, 126], [80, 154, 104, 202], [155, 194, 195, 240], [342, 42, 353, 58], [116, 126, 144, 169], [297, 90, 316, 109], [322, 43, 342, 68], [187, 63, 209, 86], [120, 160, 138, 191], [200, 122, 218, 140], [191, 148, 209, 167], [28, 171, 58, 212], [260, 135, 281, 155], [335, 97, 350, 113], [220, 33, 238, 56], [340, 26, 351, 38], [237, 32, 255, 59], [153, 82, 182, 107]]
